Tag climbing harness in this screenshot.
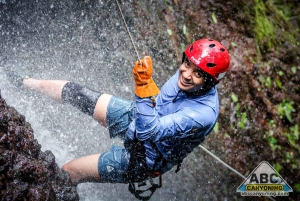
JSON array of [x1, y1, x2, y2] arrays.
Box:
[[114, 1, 276, 201], [124, 134, 162, 201]]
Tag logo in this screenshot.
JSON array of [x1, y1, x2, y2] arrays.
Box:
[[237, 161, 293, 197]]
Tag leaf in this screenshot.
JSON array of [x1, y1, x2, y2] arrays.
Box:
[[167, 29, 172, 35], [241, 113, 247, 124], [268, 136, 277, 145], [285, 110, 293, 123], [231, 93, 238, 103], [291, 66, 297, 74], [278, 71, 283, 76], [183, 24, 188, 35], [265, 76, 271, 88], [231, 42, 238, 47], [212, 12, 218, 23], [294, 184, 300, 191], [213, 122, 219, 132], [275, 78, 282, 89], [238, 121, 245, 129], [293, 124, 299, 140], [274, 163, 282, 173]]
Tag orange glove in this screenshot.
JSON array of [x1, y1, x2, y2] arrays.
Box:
[[132, 56, 160, 98]]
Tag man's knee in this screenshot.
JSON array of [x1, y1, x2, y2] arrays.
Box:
[[62, 162, 82, 185], [61, 82, 102, 116], [61, 163, 71, 173]]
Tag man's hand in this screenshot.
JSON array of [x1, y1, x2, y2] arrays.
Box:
[[132, 56, 153, 85], [132, 56, 160, 98]]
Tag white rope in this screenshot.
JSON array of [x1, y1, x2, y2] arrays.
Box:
[[199, 145, 246, 179], [199, 145, 276, 201], [115, 0, 141, 64]]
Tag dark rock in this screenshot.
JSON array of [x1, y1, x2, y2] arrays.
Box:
[[0, 91, 79, 201]]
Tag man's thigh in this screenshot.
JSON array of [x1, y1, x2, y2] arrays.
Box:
[[98, 145, 130, 183], [105, 96, 135, 139]]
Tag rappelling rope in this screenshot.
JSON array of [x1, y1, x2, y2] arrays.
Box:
[[199, 145, 246, 179], [115, 0, 142, 64], [199, 145, 275, 201], [114, 2, 276, 201]]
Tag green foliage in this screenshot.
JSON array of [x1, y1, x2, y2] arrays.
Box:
[[285, 124, 300, 153], [291, 66, 299, 74], [224, 133, 230, 139], [273, 163, 282, 173], [213, 122, 219, 133], [253, 0, 298, 53], [231, 93, 238, 103], [265, 76, 271, 88], [254, 0, 276, 50], [258, 74, 283, 89], [237, 112, 247, 129], [274, 78, 282, 89], [265, 121, 281, 151], [231, 42, 238, 47], [183, 24, 188, 36], [294, 183, 300, 192], [277, 100, 295, 123], [211, 12, 218, 24], [285, 151, 293, 163], [267, 136, 281, 151], [182, 24, 191, 42], [231, 92, 248, 129]]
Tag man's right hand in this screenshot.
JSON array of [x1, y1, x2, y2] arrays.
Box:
[[132, 56, 160, 98]]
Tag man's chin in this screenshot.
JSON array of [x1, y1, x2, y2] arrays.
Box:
[[178, 82, 193, 92]]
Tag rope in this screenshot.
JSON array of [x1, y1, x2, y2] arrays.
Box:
[[114, 2, 276, 201], [115, 0, 141, 64], [199, 145, 276, 201], [199, 145, 246, 179]]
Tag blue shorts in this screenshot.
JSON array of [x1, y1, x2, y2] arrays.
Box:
[[98, 96, 135, 183], [106, 96, 135, 139]]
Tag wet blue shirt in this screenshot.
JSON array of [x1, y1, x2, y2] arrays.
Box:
[[125, 70, 219, 173]]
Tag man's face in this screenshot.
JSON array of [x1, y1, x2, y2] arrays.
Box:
[[177, 58, 205, 92]]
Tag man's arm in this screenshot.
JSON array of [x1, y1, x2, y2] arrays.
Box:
[[135, 97, 215, 141]]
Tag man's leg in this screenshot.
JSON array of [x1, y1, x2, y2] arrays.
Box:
[[23, 78, 112, 127], [23, 78, 68, 102], [22, 79, 131, 184], [22, 79, 108, 183], [62, 154, 102, 185]]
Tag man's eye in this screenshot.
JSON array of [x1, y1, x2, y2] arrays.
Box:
[[185, 60, 190, 66], [196, 72, 203, 77]]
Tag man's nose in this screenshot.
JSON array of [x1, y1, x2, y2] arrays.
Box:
[[183, 68, 193, 79]]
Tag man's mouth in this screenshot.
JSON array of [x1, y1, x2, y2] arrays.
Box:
[[180, 76, 193, 87]]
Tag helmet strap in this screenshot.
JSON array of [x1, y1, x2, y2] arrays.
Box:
[[183, 87, 211, 97]]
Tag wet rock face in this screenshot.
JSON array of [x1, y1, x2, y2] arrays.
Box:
[[0, 92, 79, 201]]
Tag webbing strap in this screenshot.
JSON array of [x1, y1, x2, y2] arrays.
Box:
[[126, 132, 163, 200], [128, 181, 161, 201]]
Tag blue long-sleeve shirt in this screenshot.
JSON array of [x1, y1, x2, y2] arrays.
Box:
[[125, 70, 219, 173]]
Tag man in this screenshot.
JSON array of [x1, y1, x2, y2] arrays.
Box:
[[5, 38, 230, 197]]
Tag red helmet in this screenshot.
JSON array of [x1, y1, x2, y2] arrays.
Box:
[[184, 38, 230, 83]]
